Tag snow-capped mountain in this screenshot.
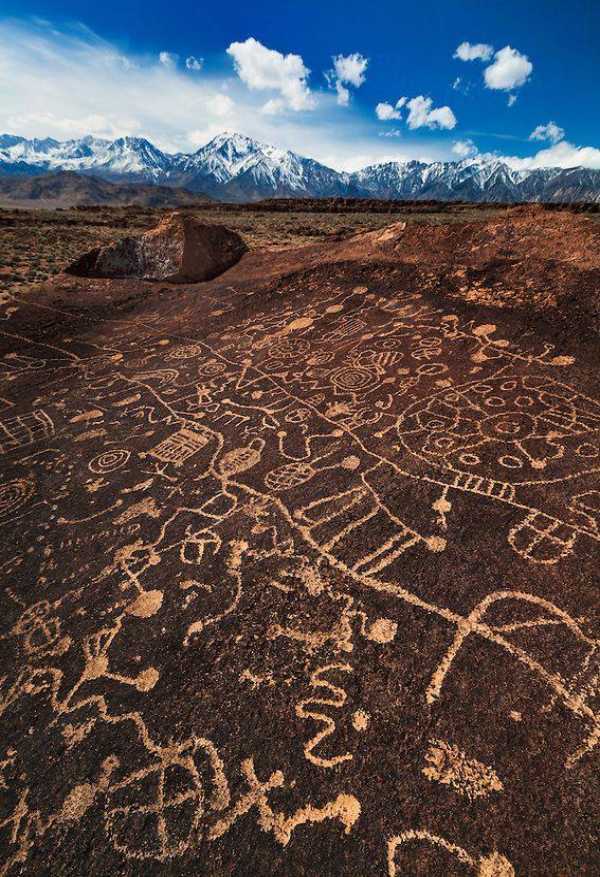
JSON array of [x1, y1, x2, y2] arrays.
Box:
[[350, 156, 592, 203], [0, 135, 174, 182], [168, 132, 350, 199], [1, 131, 599, 203]]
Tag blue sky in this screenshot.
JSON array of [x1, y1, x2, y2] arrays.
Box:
[[1, 1, 599, 170]]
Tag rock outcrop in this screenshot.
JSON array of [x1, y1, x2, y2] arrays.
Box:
[[66, 212, 247, 283]]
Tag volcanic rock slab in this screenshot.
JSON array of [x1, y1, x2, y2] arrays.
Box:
[[0, 211, 598, 876], [65, 212, 247, 283]]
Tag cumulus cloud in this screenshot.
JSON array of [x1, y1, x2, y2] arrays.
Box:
[[452, 139, 478, 157], [326, 52, 368, 106], [159, 51, 178, 68], [529, 121, 565, 144], [186, 56, 203, 71], [502, 140, 600, 171], [376, 95, 456, 129], [375, 98, 405, 121], [405, 95, 456, 130], [226, 37, 315, 111], [484, 46, 532, 91], [454, 41, 494, 62], [332, 52, 368, 87]]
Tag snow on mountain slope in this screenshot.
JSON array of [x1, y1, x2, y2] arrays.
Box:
[[170, 132, 349, 199], [0, 131, 599, 202]]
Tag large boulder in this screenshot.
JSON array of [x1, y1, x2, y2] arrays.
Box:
[[66, 212, 247, 283]]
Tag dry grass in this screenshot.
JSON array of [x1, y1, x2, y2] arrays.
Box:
[[0, 203, 511, 297], [2, 201, 595, 298]]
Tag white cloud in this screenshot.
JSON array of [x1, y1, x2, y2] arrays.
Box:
[[159, 51, 178, 68], [507, 94, 517, 107], [0, 19, 323, 154], [186, 56, 203, 71], [207, 94, 235, 117], [376, 95, 456, 130], [332, 52, 368, 88], [334, 83, 351, 106], [452, 139, 478, 157], [8, 18, 568, 174], [320, 150, 412, 173], [406, 95, 456, 130], [226, 37, 315, 111], [375, 99, 404, 121], [261, 98, 287, 115], [529, 121, 565, 144], [503, 140, 600, 171], [454, 41, 494, 62], [326, 53, 368, 106], [484, 46, 532, 91]]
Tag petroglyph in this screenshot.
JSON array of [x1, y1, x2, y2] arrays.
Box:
[[296, 663, 354, 768], [387, 831, 515, 877], [0, 409, 54, 454], [0, 222, 598, 874], [422, 739, 504, 800], [208, 758, 360, 847]]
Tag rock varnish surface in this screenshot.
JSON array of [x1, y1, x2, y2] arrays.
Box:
[[66, 212, 247, 282]]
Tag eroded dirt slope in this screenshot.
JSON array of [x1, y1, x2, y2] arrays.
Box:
[[0, 212, 598, 876]]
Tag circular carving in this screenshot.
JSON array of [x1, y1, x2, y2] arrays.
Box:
[[89, 449, 131, 475], [0, 477, 35, 518], [168, 344, 204, 360], [330, 366, 375, 392], [196, 359, 226, 377], [459, 453, 481, 466], [269, 337, 310, 359], [481, 412, 535, 442], [499, 455, 524, 468]]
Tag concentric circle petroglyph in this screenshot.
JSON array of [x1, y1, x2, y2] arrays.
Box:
[[88, 449, 131, 474], [330, 365, 376, 392], [0, 477, 35, 518]]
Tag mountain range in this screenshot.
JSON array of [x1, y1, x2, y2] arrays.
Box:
[[1, 131, 599, 204]]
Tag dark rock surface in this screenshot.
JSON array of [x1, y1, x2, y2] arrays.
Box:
[[66, 212, 247, 283], [0, 211, 598, 875]]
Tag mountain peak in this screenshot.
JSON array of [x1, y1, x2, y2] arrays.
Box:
[[198, 131, 266, 157]]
